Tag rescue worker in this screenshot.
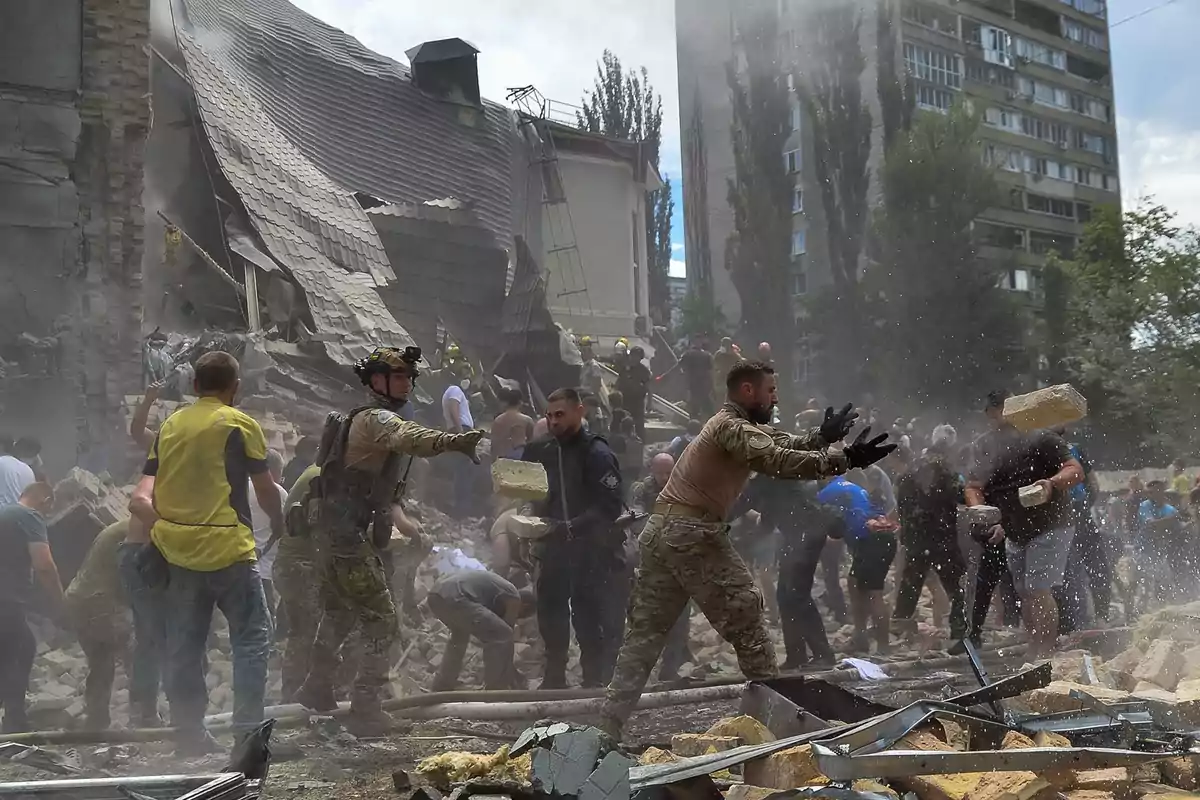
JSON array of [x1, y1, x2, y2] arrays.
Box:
[[599, 361, 895, 739], [293, 346, 482, 735], [427, 569, 536, 691], [523, 387, 626, 689], [632, 454, 693, 681], [274, 462, 320, 702], [64, 519, 132, 730]]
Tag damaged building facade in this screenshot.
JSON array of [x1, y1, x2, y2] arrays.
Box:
[[1, 0, 661, 473], [0, 0, 150, 474]]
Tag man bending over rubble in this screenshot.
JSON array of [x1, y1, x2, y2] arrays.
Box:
[[293, 346, 481, 736], [599, 361, 896, 739]]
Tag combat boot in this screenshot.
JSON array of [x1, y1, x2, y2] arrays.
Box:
[[293, 679, 338, 713], [344, 691, 393, 738]]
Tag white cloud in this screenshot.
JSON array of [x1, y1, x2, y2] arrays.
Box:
[[670, 258, 687, 278], [1119, 116, 1200, 228], [290, 0, 681, 181], [671, 242, 685, 252]]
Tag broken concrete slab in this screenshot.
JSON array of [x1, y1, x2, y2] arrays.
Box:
[[579, 750, 635, 800], [1003, 383, 1087, 431], [1161, 756, 1200, 790], [531, 727, 604, 796], [705, 716, 775, 745], [1134, 641, 1186, 692], [491, 459, 549, 501], [971, 771, 1055, 800]]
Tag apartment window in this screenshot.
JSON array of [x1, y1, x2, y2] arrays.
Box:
[[1071, 93, 1110, 121], [916, 84, 954, 111], [792, 229, 807, 256], [963, 20, 982, 45], [1027, 192, 1075, 218], [984, 106, 1023, 133], [977, 222, 1026, 249], [982, 25, 1014, 68], [902, 0, 960, 36], [965, 58, 1016, 88], [1103, 173, 1119, 193], [785, 149, 801, 174], [1021, 115, 1069, 145], [1067, 0, 1107, 18], [904, 42, 962, 88], [793, 267, 808, 296], [1077, 202, 1093, 222], [1061, 18, 1108, 50], [1029, 230, 1075, 257], [1077, 130, 1108, 154], [1019, 77, 1070, 109], [790, 100, 803, 133], [985, 143, 1023, 172], [1015, 37, 1066, 70], [792, 187, 804, 214], [1006, 269, 1032, 292]]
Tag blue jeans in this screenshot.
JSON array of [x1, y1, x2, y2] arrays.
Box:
[[165, 560, 270, 737], [117, 543, 168, 720]]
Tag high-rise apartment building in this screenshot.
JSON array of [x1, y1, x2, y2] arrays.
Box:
[[676, 0, 1118, 386]]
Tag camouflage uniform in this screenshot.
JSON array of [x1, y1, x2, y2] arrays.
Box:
[[298, 396, 475, 714], [600, 403, 848, 735], [273, 535, 319, 700]]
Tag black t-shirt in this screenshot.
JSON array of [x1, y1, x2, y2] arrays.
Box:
[[896, 454, 962, 547], [679, 348, 714, 387], [0, 504, 48, 606], [969, 427, 1072, 545]]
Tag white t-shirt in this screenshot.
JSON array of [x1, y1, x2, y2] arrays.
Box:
[[442, 385, 474, 429], [0, 455, 35, 507], [250, 482, 287, 580]]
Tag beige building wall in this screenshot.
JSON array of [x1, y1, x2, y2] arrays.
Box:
[[543, 152, 652, 342]]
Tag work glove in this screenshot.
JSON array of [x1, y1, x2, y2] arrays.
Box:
[[820, 403, 859, 445], [843, 427, 897, 469], [449, 429, 484, 464]]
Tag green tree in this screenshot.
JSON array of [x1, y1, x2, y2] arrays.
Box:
[[725, 5, 796, 397], [1057, 202, 1200, 464], [875, 0, 914, 151], [871, 103, 1024, 411], [677, 287, 728, 341], [579, 51, 674, 329], [800, 3, 873, 398]]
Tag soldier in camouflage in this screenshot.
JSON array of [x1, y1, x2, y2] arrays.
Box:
[[294, 346, 482, 736], [599, 360, 896, 739]]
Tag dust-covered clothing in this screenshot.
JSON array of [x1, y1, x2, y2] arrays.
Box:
[[305, 400, 459, 699], [250, 483, 287, 581], [118, 542, 167, 724], [428, 571, 520, 691], [631, 476, 666, 513], [0, 456, 34, 508], [0, 504, 48, 607], [658, 403, 846, 522], [602, 513, 777, 730], [273, 535, 319, 700], [969, 426, 1074, 545]]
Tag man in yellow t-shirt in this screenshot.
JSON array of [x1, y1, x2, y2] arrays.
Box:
[[130, 351, 283, 755]]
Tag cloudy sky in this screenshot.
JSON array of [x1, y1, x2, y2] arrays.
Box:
[[291, 0, 1197, 274]]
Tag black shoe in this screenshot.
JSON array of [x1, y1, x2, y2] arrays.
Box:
[[780, 657, 807, 671], [948, 636, 980, 656], [538, 676, 567, 690]]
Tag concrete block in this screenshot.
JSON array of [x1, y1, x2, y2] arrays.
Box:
[[1026, 681, 1130, 714], [1132, 682, 1178, 704], [895, 772, 983, 800], [1033, 730, 1073, 748], [638, 747, 678, 766], [1003, 384, 1088, 432], [531, 728, 603, 796], [1133, 640, 1186, 691], [1074, 768, 1133, 794], [938, 719, 970, 751], [1062, 792, 1118, 800], [1161, 759, 1200, 790], [743, 744, 828, 789], [579, 751, 634, 800], [1020, 483, 1051, 507], [1101, 647, 1144, 692], [491, 459, 548, 501], [508, 515, 551, 539], [972, 771, 1055, 800], [706, 715, 776, 744], [669, 734, 740, 757]]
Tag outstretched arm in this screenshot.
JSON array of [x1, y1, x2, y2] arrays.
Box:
[[716, 418, 848, 480]]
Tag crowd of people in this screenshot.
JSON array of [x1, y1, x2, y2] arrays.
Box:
[[0, 334, 1195, 752]]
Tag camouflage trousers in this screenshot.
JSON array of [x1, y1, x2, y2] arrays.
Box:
[[272, 536, 319, 701], [601, 514, 778, 731], [305, 540, 398, 698]]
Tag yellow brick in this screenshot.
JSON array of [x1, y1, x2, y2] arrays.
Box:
[[706, 715, 776, 745], [743, 744, 828, 789], [1003, 384, 1088, 431], [491, 459, 549, 501], [1027, 681, 1131, 714], [1075, 768, 1133, 793], [1134, 640, 1186, 691], [669, 734, 740, 757], [1002, 730, 1038, 749], [895, 772, 983, 800], [973, 771, 1055, 800], [1163, 757, 1200, 791], [638, 747, 678, 766]]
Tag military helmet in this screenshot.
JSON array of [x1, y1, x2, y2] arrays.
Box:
[[354, 345, 422, 386]]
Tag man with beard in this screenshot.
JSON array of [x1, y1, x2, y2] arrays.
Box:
[[522, 388, 626, 688], [599, 361, 895, 739]]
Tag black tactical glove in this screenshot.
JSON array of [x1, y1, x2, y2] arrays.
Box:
[[843, 427, 897, 469], [820, 403, 859, 445], [450, 430, 484, 464]]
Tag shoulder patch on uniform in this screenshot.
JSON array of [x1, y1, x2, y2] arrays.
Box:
[[601, 472, 620, 490], [373, 409, 399, 426]]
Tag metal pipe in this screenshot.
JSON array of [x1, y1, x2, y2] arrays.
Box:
[[392, 683, 744, 720]]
